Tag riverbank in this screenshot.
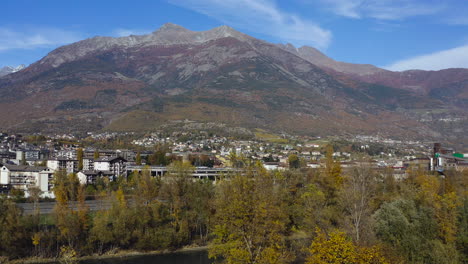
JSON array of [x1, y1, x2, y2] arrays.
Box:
[[6, 245, 209, 264]]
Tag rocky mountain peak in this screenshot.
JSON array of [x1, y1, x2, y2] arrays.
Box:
[[276, 43, 297, 53], [37, 23, 254, 69], [0, 64, 26, 77], [206, 25, 250, 42], [154, 22, 192, 33], [298, 46, 330, 61], [211, 25, 239, 36]]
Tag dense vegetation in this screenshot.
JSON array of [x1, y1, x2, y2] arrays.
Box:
[[0, 148, 467, 263]]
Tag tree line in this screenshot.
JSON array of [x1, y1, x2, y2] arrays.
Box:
[[0, 147, 468, 263]]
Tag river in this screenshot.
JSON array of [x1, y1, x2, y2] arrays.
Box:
[[79, 250, 212, 264]]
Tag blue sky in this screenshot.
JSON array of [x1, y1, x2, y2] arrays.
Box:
[[1, 0, 468, 71]]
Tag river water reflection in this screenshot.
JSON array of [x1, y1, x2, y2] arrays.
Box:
[[80, 250, 212, 264]]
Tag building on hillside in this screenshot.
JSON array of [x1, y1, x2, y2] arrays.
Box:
[[84, 149, 117, 159], [431, 143, 468, 172], [83, 158, 94, 171], [433, 143, 454, 156], [14, 149, 25, 165], [263, 162, 279, 170], [116, 150, 137, 162], [0, 165, 54, 197], [434, 154, 468, 171], [0, 150, 15, 163], [57, 149, 77, 159], [24, 150, 40, 160], [94, 156, 127, 177], [261, 162, 287, 171], [47, 158, 78, 173], [307, 162, 320, 169], [77, 170, 115, 185]]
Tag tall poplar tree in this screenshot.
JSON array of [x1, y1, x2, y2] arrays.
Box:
[[77, 148, 84, 171]]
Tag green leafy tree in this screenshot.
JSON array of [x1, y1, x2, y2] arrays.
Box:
[[0, 198, 29, 259], [288, 154, 300, 169], [90, 189, 135, 253], [457, 198, 468, 263], [373, 199, 442, 263], [161, 161, 198, 246]]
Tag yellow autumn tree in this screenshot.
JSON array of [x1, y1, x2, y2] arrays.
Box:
[[307, 228, 388, 264], [415, 174, 461, 244], [53, 170, 88, 252], [322, 145, 343, 202], [209, 166, 291, 264], [436, 191, 460, 244]]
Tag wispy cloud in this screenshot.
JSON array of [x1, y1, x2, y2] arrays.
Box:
[[446, 16, 468, 26], [0, 27, 84, 52], [168, 0, 332, 49], [113, 28, 152, 37], [318, 0, 443, 20], [384, 44, 468, 71]]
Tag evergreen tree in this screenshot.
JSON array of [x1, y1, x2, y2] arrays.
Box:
[[77, 148, 84, 171]]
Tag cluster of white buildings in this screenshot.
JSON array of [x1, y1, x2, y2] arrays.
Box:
[[0, 165, 55, 197], [0, 150, 128, 198]]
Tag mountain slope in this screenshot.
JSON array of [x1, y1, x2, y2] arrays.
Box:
[[277, 44, 384, 76], [276, 43, 468, 108], [356, 69, 468, 106], [0, 23, 465, 145]]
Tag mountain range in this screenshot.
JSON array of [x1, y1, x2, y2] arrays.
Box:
[[0, 23, 466, 146], [0, 65, 26, 77]]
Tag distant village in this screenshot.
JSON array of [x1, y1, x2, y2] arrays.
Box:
[[0, 131, 467, 199]]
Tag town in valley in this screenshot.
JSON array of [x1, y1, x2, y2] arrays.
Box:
[[1, 127, 466, 199]]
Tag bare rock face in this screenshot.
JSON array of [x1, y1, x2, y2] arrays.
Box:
[[0, 23, 466, 146]]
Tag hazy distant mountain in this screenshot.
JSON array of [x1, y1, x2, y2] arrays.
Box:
[[0, 23, 466, 145], [0, 64, 25, 77]]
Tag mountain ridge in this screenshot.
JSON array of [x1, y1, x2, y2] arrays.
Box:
[[276, 43, 385, 76], [0, 23, 466, 146], [32, 23, 255, 70]]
